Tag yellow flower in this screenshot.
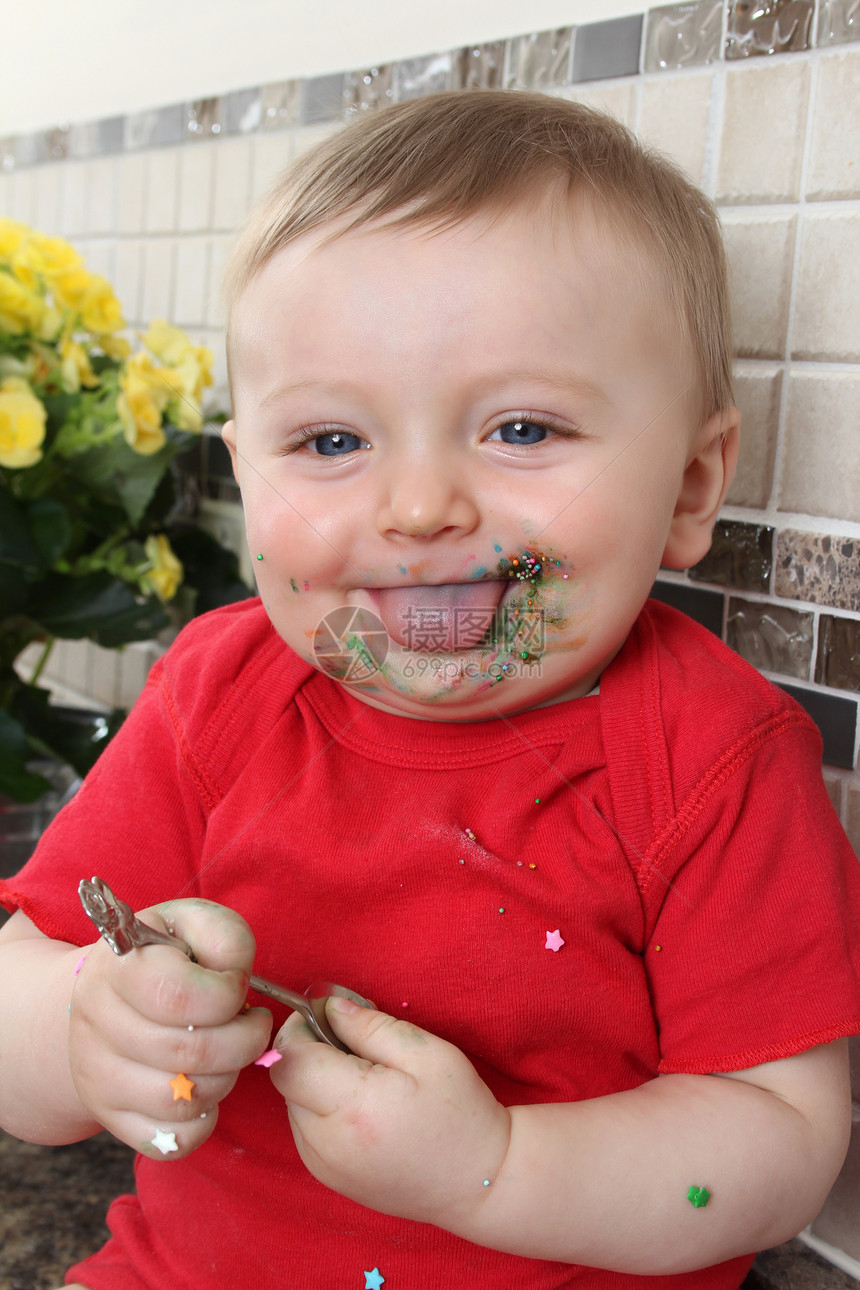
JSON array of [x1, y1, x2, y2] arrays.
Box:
[[172, 344, 214, 404], [142, 534, 183, 602], [59, 336, 98, 392], [0, 271, 46, 335], [97, 333, 131, 360], [141, 320, 193, 367], [117, 353, 170, 455], [49, 264, 92, 313], [137, 324, 213, 433], [78, 274, 125, 334], [0, 219, 29, 264], [0, 378, 47, 469], [13, 230, 82, 291]]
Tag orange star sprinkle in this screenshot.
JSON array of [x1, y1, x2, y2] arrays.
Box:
[[169, 1072, 195, 1101]]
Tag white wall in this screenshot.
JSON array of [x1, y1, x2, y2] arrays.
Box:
[[1, 0, 638, 135]]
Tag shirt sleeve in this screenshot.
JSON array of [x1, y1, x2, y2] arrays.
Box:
[[640, 717, 860, 1074], [0, 659, 209, 947]]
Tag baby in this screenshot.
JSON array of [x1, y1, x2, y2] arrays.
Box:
[[2, 90, 859, 1290]]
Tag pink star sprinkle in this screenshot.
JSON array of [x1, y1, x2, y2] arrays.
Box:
[[254, 1049, 282, 1067], [545, 929, 565, 952]]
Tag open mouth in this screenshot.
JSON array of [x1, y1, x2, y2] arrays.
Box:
[[375, 581, 508, 651]]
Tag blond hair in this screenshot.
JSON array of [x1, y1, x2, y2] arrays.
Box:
[[225, 90, 733, 419]]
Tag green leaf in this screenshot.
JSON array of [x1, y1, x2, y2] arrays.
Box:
[[169, 525, 251, 613], [64, 426, 196, 526], [0, 560, 33, 620], [0, 486, 40, 578], [33, 571, 170, 646], [0, 708, 52, 801], [28, 498, 72, 567]]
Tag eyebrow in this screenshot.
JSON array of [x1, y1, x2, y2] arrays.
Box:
[[257, 367, 610, 411]]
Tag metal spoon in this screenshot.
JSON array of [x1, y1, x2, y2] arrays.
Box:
[[78, 876, 373, 1053]]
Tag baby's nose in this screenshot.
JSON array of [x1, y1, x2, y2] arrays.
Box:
[[376, 459, 480, 539]]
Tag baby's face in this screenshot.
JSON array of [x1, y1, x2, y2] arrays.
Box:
[[225, 199, 700, 720]]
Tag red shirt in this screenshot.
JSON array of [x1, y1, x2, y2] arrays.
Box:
[[3, 599, 859, 1289]]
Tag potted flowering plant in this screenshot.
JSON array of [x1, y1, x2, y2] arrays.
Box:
[[0, 219, 248, 801]]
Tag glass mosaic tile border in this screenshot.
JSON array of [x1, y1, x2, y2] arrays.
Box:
[[652, 576, 860, 767], [2, 0, 859, 171]]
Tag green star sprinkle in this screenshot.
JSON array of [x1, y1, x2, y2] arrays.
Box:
[[687, 1185, 711, 1208]]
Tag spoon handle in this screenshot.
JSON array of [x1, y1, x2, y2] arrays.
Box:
[[77, 877, 348, 1050]]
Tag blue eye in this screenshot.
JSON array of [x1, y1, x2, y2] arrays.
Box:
[[309, 431, 364, 456], [491, 420, 549, 446]]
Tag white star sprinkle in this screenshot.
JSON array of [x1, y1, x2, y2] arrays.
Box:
[[150, 1128, 179, 1155]]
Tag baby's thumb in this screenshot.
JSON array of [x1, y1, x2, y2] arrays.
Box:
[[324, 995, 432, 1068], [155, 898, 257, 974]]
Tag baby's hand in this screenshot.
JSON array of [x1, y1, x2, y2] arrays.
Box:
[[270, 999, 511, 1229], [68, 899, 272, 1159]]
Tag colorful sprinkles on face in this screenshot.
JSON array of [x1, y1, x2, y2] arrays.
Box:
[[485, 546, 569, 678]]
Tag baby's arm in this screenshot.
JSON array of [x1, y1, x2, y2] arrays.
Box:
[[0, 903, 272, 1153], [272, 999, 850, 1275]]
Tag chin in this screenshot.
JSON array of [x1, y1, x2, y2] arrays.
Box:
[[336, 645, 583, 721]]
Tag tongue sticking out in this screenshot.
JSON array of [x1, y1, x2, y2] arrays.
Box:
[[377, 581, 507, 651]]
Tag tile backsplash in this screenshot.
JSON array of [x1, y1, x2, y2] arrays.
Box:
[[2, 2, 860, 1273]]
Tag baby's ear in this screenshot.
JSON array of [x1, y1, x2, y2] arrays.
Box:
[[661, 407, 741, 570], [221, 420, 240, 485]]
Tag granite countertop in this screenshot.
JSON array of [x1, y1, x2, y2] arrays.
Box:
[[0, 1129, 135, 1290], [1, 1128, 857, 1290]]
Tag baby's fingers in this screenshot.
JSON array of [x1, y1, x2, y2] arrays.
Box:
[[153, 898, 257, 975], [269, 1008, 394, 1116]]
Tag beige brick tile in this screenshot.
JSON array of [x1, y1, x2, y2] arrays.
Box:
[[638, 72, 713, 185], [727, 362, 782, 508], [60, 160, 90, 238], [32, 163, 63, 233], [562, 79, 637, 128], [173, 235, 210, 328], [206, 234, 233, 330], [87, 158, 118, 236], [792, 209, 860, 362], [716, 60, 810, 203], [811, 1117, 860, 1261], [722, 212, 796, 358], [290, 121, 344, 161], [145, 148, 180, 234], [57, 637, 92, 697], [250, 132, 294, 205], [779, 371, 860, 521], [115, 153, 149, 235], [112, 239, 144, 326], [212, 136, 254, 233], [807, 49, 860, 200], [178, 143, 215, 234], [116, 642, 160, 709], [78, 238, 112, 282], [140, 238, 176, 323], [5, 168, 35, 225], [0, 174, 12, 221], [87, 643, 121, 709]]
